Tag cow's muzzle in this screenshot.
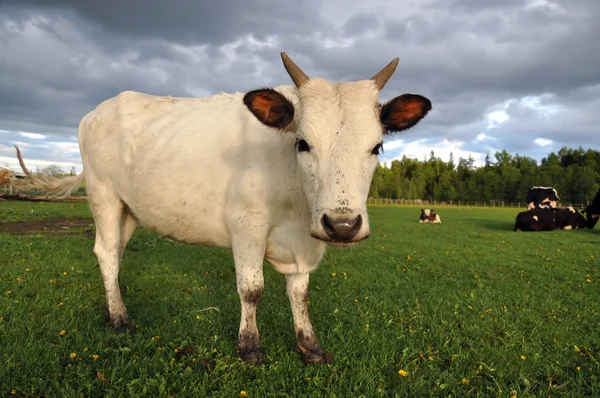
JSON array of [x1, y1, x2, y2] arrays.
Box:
[[321, 214, 362, 242]]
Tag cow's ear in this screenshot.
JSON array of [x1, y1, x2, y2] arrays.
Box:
[[420, 208, 424, 212], [431, 209, 434, 212], [380, 94, 432, 133], [243, 88, 295, 130]]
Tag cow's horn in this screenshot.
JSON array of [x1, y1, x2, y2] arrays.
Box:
[[371, 57, 399, 90], [281, 52, 310, 88]]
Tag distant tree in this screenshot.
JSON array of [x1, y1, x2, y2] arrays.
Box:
[[35, 165, 65, 176]]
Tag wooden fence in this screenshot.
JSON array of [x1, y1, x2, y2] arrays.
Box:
[[367, 198, 590, 210]]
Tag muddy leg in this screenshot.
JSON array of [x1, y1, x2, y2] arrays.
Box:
[[286, 273, 332, 364], [89, 186, 130, 332]]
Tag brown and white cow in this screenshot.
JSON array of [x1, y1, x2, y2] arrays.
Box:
[[0, 167, 16, 194], [419, 208, 441, 223], [15, 52, 432, 365]]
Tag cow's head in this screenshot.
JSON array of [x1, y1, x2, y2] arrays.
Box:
[[244, 52, 431, 246], [582, 206, 600, 229], [420, 209, 433, 220]]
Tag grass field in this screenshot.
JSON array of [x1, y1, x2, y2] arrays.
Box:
[[1, 201, 599, 397]]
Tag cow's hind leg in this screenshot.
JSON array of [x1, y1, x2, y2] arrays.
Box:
[[89, 184, 132, 333], [287, 273, 332, 364]]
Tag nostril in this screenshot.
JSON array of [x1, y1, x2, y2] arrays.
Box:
[[321, 214, 336, 238], [349, 215, 362, 238]]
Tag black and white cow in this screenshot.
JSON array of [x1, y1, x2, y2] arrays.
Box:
[[582, 187, 600, 229], [527, 186, 560, 210], [554, 206, 587, 230], [514, 207, 556, 232]]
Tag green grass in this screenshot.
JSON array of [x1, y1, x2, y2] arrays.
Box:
[[1, 202, 599, 397]]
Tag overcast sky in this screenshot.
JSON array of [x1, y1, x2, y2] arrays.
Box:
[[1, 0, 599, 173]]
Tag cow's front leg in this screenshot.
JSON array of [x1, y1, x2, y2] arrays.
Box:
[[232, 233, 267, 365], [286, 273, 332, 364]]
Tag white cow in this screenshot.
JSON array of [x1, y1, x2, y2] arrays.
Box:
[[15, 53, 432, 365]]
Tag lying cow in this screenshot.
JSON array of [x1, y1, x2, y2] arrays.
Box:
[[527, 186, 560, 210], [514, 207, 556, 232], [419, 209, 441, 223], [14, 52, 432, 365], [582, 187, 600, 229], [554, 206, 587, 230]]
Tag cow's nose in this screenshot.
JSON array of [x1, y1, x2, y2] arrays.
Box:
[[321, 214, 362, 241]]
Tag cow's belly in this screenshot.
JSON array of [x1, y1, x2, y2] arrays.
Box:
[[265, 219, 326, 275], [125, 178, 232, 248]]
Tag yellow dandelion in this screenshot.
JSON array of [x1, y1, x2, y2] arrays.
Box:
[[59, 330, 66, 336], [10, 389, 16, 395], [173, 319, 177, 324], [467, 305, 473, 310], [63, 272, 67, 275], [92, 354, 99, 360], [331, 272, 336, 277], [365, 323, 369, 330], [50, 279, 56, 285], [520, 355, 526, 361], [576, 366, 581, 372], [407, 255, 411, 260], [70, 352, 77, 359], [240, 391, 248, 397], [84, 347, 88, 352], [586, 279, 591, 283], [16, 277, 22, 282], [398, 369, 408, 377], [574, 345, 581, 352], [6, 291, 10, 295], [428, 356, 434, 361], [25, 268, 30, 272], [451, 355, 455, 361], [461, 377, 469, 384], [196, 315, 201, 320]]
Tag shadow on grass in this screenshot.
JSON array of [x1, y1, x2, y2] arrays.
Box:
[[476, 219, 515, 231]]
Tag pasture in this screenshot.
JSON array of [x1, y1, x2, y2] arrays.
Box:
[[1, 201, 599, 397]]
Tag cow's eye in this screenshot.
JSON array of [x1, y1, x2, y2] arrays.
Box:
[[296, 138, 310, 153], [371, 143, 383, 156]]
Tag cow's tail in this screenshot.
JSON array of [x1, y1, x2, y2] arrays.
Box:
[[13, 146, 86, 198]]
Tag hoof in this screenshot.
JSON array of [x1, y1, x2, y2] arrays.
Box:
[[238, 345, 265, 365], [296, 345, 333, 365], [107, 313, 131, 334]]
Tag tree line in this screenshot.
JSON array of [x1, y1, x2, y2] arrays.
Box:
[[369, 147, 600, 204]]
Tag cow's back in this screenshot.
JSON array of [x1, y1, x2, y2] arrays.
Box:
[[78, 89, 301, 247]]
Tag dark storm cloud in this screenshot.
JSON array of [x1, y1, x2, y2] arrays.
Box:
[[2, 0, 325, 45]]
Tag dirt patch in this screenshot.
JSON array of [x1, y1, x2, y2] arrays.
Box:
[[0, 216, 95, 237], [0, 193, 87, 202]]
